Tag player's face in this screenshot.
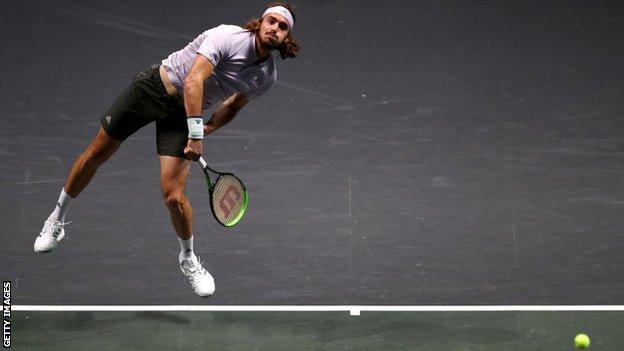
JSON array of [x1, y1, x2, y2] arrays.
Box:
[[258, 14, 290, 49]]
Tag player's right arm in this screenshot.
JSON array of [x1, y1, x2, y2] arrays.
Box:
[[182, 54, 214, 161], [183, 54, 214, 116]]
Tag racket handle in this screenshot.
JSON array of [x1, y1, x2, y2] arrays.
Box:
[[198, 156, 208, 169]]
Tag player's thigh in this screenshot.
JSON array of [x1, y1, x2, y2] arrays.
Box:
[[155, 107, 188, 159], [101, 65, 176, 142], [159, 155, 191, 194], [100, 86, 156, 141], [84, 127, 123, 162]]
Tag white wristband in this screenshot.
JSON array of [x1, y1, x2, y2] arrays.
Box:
[[187, 117, 204, 139]]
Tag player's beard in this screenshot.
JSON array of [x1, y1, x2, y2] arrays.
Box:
[[261, 33, 281, 51]]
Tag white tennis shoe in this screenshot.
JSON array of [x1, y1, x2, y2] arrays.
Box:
[[34, 218, 68, 253], [180, 255, 215, 297]]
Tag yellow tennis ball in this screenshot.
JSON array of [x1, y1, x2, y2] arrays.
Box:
[[574, 333, 590, 349]]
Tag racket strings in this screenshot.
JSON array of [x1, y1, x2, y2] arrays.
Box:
[[212, 175, 245, 224]]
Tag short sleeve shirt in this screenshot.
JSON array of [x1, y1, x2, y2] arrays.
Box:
[[161, 25, 277, 109]]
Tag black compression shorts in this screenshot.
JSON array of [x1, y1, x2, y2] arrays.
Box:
[[100, 64, 188, 158]]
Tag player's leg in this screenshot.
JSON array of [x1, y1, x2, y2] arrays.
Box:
[[159, 155, 215, 297], [156, 92, 215, 297], [34, 127, 122, 253], [159, 155, 193, 244], [34, 65, 161, 253], [65, 127, 122, 197]]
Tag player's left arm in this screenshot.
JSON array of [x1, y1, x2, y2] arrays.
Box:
[[203, 93, 249, 136]]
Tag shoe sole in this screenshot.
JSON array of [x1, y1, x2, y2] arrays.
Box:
[[34, 243, 59, 253], [34, 233, 64, 254], [34, 247, 55, 254]]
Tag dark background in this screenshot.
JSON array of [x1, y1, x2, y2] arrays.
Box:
[[1, 0, 623, 305]]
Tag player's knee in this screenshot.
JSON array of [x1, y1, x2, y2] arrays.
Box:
[[163, 191, 185, 210]]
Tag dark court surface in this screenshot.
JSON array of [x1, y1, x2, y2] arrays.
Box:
[[2, 0, 624, 306], [7, 311, 624, 350]]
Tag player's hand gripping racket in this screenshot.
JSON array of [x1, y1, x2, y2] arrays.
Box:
[[198, 156, 248, 227]]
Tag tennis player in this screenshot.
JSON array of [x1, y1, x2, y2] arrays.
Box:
[[33, 2, 299, 297]]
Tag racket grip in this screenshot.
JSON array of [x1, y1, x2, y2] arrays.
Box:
[[198, 156, 208, 169]]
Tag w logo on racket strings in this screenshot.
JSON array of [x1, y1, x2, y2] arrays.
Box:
[[218, 185, 242, 219]]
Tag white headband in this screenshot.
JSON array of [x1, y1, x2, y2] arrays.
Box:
[[262, 6, 294, 31]]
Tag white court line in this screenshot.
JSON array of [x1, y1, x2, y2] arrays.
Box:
[[13, 305, 624, 315]]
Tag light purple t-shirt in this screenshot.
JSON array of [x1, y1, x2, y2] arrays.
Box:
[[161, 24, 277, 110]]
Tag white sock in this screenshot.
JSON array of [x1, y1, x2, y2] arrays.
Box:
[[49, 188, 73, 222], [178, 236, 194, 262]]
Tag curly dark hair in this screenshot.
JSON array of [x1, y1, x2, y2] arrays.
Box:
[[243, 2, 300, 59]]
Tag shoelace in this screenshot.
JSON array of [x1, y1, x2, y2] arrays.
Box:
[[41, 219, 71, 238], [181, 257, 208, 287]]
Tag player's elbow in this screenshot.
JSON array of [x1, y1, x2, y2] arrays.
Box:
[[223, 94, 249, 112]]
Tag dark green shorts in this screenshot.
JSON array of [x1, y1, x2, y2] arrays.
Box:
[[100, 64, 187, 158]]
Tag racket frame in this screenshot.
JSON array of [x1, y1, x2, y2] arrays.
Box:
[[199, 157, 248, 227]]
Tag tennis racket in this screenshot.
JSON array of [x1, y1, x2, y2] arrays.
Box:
[[198, 156, 248, 227]]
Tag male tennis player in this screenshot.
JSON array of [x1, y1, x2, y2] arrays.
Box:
[[33, 3, 299, 297]]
